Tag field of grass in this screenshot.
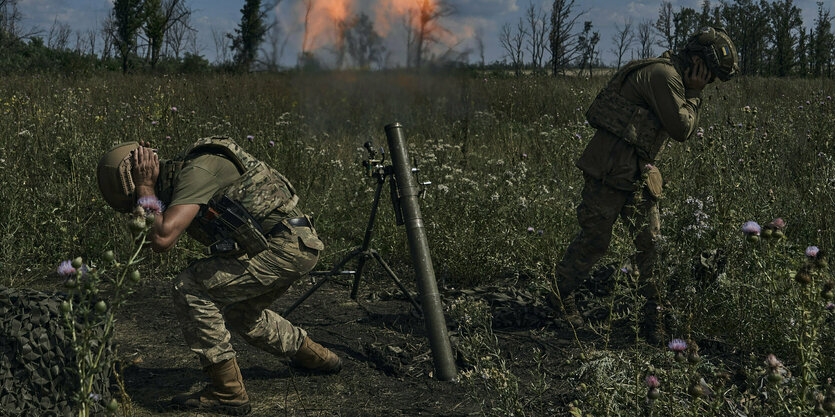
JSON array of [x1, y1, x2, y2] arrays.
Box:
[[0, 70, 833, 415]]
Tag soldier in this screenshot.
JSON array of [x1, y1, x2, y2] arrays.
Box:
[[96, 137, 342, 415], [549, 27, 739, 343]]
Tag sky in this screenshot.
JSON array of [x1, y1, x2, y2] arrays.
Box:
[[14, 0, 826, 68]]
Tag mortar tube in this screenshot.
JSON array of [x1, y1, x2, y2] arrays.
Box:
[[385, 122, 457, 381]]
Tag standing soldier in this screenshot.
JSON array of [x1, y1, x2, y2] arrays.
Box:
[[96, 137, 342, 415], [549, 27, 739, 343]]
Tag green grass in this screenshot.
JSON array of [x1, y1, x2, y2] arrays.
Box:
[[1, 70, 834, 415]]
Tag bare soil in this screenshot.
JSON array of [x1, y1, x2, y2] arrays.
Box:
[[93, 273, 578, 417]]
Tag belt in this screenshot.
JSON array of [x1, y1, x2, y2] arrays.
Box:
[[267, 216, 313, 236]]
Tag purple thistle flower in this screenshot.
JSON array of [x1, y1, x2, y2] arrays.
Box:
[[165, 135, 171, 140], [88, 392, 101, 401], [574, 133, 582, 140], [769, 218, 786, 230], [269, 140, 275, 147], [668, 339, 687, 352], [246, 135, 254, 140], [742, 221, 761, 236], [798, 105, 804, 110], [806, 246, 820, 258], [137, 196, 165, 215], [646, 376, 660, 388], [57, 260, 76, 278], [526, 226, 535, 233], [537, 229, 544, 236], [826, 303, 834, 311], [170, 106, 177, 112], [827, 96, 831, 100], [151, 120, 158, 125], [521, 153, 528, 158], [621, 266, 629, 274], [806, 100, 810, 105]]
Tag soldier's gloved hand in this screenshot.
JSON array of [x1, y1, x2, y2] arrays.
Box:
[[131, 141, 159, 192], [684, 56, 713, 91]]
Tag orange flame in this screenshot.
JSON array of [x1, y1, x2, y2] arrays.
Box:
[[300, 0, 355, 51]]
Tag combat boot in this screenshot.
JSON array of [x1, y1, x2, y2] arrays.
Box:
[[170, 357, 251, 415], [546, 289, 584, 328], [290, 336, 342, 374]]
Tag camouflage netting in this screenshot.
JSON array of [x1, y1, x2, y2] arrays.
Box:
[[0, 286, 114, 416]]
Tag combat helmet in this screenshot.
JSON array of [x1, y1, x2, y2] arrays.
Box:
[[684, 26, 739, 81], [97, 141, 140, 213]]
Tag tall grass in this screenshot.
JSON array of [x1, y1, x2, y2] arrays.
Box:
[[1, 71, 833, 414]]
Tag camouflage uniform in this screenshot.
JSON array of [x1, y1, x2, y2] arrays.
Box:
[[162, 143, 324, 367], [556, 50, 702, 305]]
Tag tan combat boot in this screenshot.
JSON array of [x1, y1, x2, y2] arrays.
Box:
[[290, 336, 342, 374], [170, 357, 251, 415], [546, 280, 584, 328]]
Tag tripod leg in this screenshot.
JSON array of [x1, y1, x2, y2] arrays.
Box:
[[350, 253, 371, 300], [370, 249, 423, 315], [284, 248, 363, 316]]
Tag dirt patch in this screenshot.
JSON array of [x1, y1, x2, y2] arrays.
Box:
[[25, 272, 596, 416]]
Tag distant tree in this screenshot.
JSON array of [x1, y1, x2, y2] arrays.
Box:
[[229, 0, 267, 72], [142, 0, 192, 67], [100, 14, 116, 58], [610, 18, 634, 69], [698, 0, 712, 27], [300, 0, 313, 61], [211, 26, 231, 64], [412, 0, 454, 68], [672, 6, 698, 51], [811, 1, 833, 77], [577, 21, 599, 77], [164, 3, 195, 59], [474, 27, 485, 67], [499, 19, 526, 76], [113, 0, 144, 73], [720, 0, 769, 76], [797, 27, 808, 76], [47, 18, 71, 50], [655, 1, 674, 51], [767, 0, 803, 76], [549, 0, 585, 76], [259, 2, 287, 71], [637, 19, 655, 59], [345, 13, 385, 69], [524, 1, 548, 73]]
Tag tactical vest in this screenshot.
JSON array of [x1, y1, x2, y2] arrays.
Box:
[[156, 136, 299, 255], [585, 57, 672, 162]]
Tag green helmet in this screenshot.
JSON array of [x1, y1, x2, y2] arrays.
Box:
[[96, 141, 140, 213], [684, 26, 739, 81]]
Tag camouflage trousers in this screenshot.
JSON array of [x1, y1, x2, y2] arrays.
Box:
[[172, 227, 320, 368], [556, 174, 661, 303]]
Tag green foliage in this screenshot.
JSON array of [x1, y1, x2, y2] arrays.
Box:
[[113, 0, 144, 73], [229, 0, 267, 72], [0, 72, 833, 415]]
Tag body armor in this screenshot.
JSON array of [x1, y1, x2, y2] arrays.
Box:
[[585, 57, 672, 162], [157, 136, 300, 256]]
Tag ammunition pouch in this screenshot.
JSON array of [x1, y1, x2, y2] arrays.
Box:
[[198, 195, 270, 257], [585, 57, 672, 162], [586, 88, 665, 161], [642, 165, 663, 199]]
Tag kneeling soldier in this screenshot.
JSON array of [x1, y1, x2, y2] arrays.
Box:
[[97, 137, 342, 415]]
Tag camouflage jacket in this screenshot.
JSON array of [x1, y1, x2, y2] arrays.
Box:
[[577, 51, 702, 191]]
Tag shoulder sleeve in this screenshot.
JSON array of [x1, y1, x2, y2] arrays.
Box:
[[638, 64, 701, 142], [169, 155, 239, 207]]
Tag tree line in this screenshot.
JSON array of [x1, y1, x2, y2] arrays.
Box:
[[0, 0, 833, 77], [503, 0, 834, 78]]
